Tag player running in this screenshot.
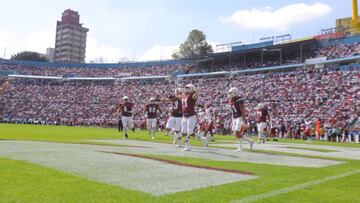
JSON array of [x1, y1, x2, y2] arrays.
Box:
[[203, 102, 216, 142], [197, 102, 216, 147], [117, 96, 134, 139], [256, 103, 271, 143], [164, 88, 183, 146], [145, 97, 161, 139], [181, 84, 197, 151], [228, 87, 254, 152]]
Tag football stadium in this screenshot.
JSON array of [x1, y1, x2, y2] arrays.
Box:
[[0, 1, 360, 203]]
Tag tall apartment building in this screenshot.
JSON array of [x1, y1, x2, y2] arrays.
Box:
[[54, 9, 89, 63]]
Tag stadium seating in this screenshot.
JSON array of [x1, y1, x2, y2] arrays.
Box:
[[1, 39, 359, 142], [1, 67, 359, 136]]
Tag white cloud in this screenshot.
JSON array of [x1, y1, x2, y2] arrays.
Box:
[[0, 30, 54, 59], [140, 45, 178, 61], [0, 32, 13, 58], [25, 30, 54, 53], [86, 37, 128, 63], [220, 3, 331, 31]]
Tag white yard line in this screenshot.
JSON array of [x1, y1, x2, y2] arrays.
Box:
[[231, 170, 360, 203], [90, 139, 343, 168]]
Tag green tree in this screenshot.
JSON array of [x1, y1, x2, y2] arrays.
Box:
[[172, 29, 213, 59], [11, 51, 48, 62]]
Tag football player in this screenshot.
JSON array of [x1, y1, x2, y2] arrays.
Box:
[[256, 103, 271, 143], [145, 97, 161, 139], [195, 108, 206, 145], [163, 88, 183, 146], [197, 102, 216, 147], [181, 84, 197, 151], [203, 102, 216, 142], [228, 87, 254, 151], [117, 96, 134, 139]]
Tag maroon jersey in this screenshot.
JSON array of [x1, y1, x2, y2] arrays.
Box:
[[256, 108, 268, 122], [145, 103, 160, 119], [121, 102, 134, 117], [228, 96, 244, 118], [182, 93, 197, 117], [169, 96, 182, 117]]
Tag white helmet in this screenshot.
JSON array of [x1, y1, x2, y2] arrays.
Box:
[[185, 84, 196, 93], [149, 97, 155, 103], [257, 103, 265, 109], [123, 96, 129, 101], [175, 88, 183, 95], [228, 87, 238, 98]]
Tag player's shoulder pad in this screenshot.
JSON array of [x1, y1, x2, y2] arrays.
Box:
[[192, 93, 198, 99]]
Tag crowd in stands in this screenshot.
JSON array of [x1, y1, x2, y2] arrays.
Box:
[[314, 42, 360, 59], [0, 41, 360, 143], [0, 67, 359, 142], [194, 41, 360, 73], [0, 63, 191, 77]]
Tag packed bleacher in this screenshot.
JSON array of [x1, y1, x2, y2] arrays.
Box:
[[0, 63, 191, 77], [314, 42, 360, 59], [1, 67, 359, 141], [0, 37, 359, 143]]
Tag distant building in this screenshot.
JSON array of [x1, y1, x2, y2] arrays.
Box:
[[54, 9, 89, 63], [46, 48, 55, 62]]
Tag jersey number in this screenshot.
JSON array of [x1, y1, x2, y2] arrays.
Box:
[[173, 101, 179, 110], [149, 107, 156, 113], [232, 106, 239, 113], [182, 99, 188, 108]]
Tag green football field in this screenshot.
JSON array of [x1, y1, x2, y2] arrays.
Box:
[[0, 123, 359, 203]]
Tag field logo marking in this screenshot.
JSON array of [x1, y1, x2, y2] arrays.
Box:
[[102, 151, 254, 175], [231, 170, 360, 203]]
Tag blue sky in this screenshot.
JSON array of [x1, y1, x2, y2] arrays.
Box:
[[0, 0, 353, 62]]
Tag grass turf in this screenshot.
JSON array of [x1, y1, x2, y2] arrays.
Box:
[[0, 157, 151, 203], [1, 123, 359, 149], [1, 123, 360, 203]]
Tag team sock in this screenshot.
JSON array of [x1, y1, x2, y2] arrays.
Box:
[[238, 139, 243, 150]]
